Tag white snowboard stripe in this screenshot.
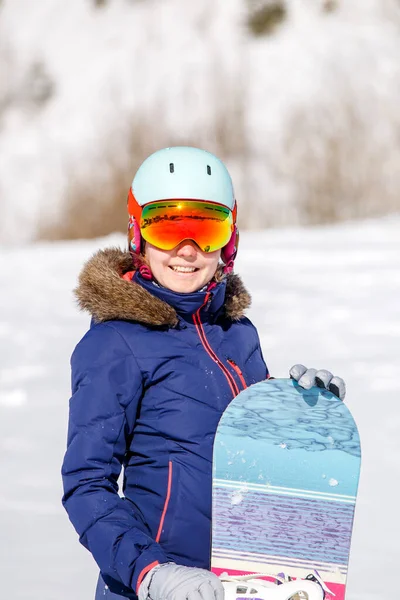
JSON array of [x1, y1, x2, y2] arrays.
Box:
[[212, 547, 347, 570], [214, 479, 356, 503], [212, 551, 347, 582]]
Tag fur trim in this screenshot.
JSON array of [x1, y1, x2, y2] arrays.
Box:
[[224, 272, 252, 320], [74, 248, 251, 326]]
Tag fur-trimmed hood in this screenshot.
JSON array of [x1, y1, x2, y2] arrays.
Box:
[[74, 247, 251, 327]]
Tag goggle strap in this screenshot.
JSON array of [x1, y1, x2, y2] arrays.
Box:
[[223, 259, 235, 274], [232, 200, 237, 223], [127, 188, 143, 221]]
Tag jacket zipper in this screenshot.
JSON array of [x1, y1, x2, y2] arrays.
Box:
[[192, 294, 241, 398], [227, 358, 247, 389]]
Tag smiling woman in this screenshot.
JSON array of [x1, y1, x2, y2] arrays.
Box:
[[62, 146, 345, 600], [124, 147, 239, 292]]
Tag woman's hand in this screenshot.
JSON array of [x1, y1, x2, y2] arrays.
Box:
[[289, 364, 346, 401]]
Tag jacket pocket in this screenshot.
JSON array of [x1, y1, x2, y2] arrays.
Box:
[[155, 459, 184, 545], [155, 460, 173, 542]]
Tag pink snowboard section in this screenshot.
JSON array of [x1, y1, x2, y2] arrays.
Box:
[[212, 566, 345, 600]]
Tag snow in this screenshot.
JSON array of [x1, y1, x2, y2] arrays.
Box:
[[231, 489, 247, 506], [0, 388, 28, 407], [0, 216, 399, 599]]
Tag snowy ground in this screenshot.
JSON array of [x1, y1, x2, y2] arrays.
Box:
[[0, 217, 399, 599]]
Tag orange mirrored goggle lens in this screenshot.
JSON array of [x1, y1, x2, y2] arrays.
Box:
[[139, 200, 234, 252]]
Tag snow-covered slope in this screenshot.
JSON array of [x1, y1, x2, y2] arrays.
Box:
[[0, 216, 399, 599]]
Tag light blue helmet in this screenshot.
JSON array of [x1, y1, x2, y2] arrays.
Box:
[[127, 146, 238, 268], [131, 146, 236, 209]]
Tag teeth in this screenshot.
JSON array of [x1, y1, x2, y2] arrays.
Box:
[[171, 266, 197, 273]]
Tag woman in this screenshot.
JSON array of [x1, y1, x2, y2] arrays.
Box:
[[61, 147, 345, 600]]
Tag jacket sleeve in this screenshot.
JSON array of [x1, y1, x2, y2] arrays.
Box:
[[61, 323, 169, 596], [246, 318, 270, 379], [258, 335, 270, 379]]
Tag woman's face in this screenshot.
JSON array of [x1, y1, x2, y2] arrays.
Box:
[[145, 240, 221, 293]]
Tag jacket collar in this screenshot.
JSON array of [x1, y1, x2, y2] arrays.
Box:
[[133, 271, 227, 322], [74, 247, 251, 327]]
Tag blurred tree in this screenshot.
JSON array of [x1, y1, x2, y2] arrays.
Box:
[[246, 1, 287, 37], [26, 61, 54, 108], [276, 101, 400, 224], [0, 42, 12, 127], [322, 0, 338, 13]]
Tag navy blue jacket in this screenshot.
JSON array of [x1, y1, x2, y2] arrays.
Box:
[[62, 248, 268, 597]]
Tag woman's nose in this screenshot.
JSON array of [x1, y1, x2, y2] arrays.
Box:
[[176, 240, 198, 257]]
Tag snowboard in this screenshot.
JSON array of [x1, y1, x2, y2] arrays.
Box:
[[211, 379, 361, 600]]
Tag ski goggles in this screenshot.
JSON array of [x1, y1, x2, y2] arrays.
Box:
[[138, 200, 235, 252]]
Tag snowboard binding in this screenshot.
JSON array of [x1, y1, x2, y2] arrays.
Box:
[[220, 572, 330, 600]]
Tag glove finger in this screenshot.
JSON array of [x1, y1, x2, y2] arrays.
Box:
[[297, 368, 318, 390], [213, 580, 225, 600], [192, 582, 217, 600], [206, 575, 225, 600], [187, 590, 204, 600], [315, 369, 333, 390], [289, 364, 308, 381], [203, 579, 225, 600], [329, 376, 346, 401]]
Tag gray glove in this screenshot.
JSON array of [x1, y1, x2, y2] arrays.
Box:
[[290, 364, 346, 401], [139, 563, 224, 600]]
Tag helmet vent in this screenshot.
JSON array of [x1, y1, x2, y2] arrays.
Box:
[[169, 163, 175, 173], [207, 165, 212, 175]]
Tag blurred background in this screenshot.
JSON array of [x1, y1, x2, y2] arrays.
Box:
[[0, 0, 399, 599], [1, 0, 400, 242]]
